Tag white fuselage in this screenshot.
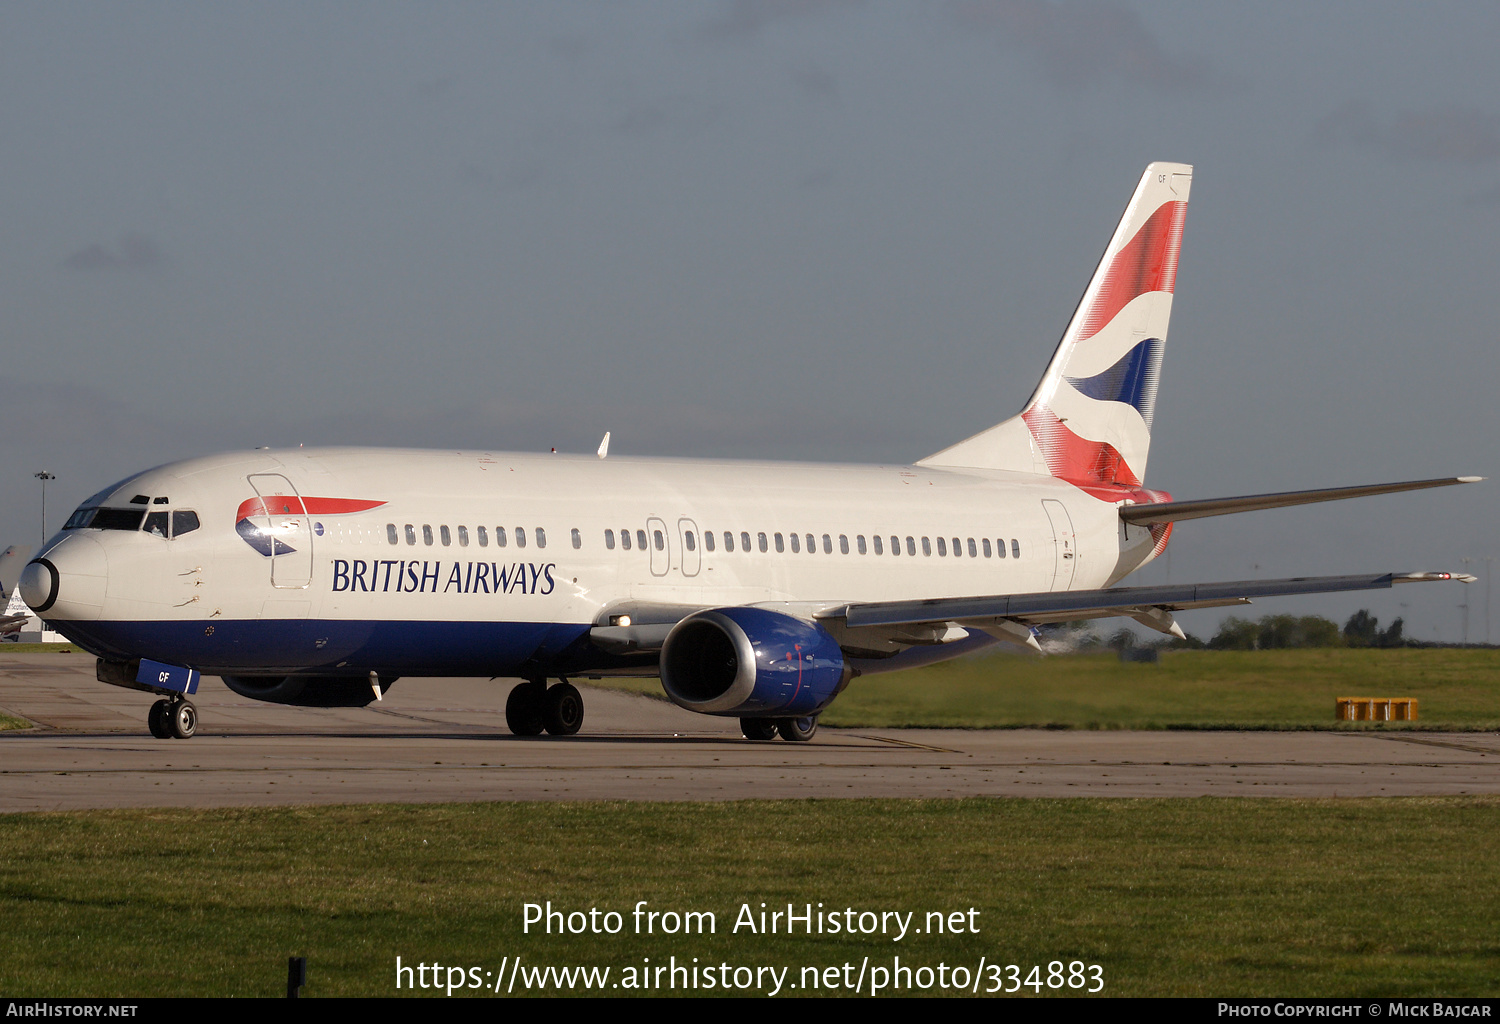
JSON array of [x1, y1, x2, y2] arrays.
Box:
[[34, 446, 1162, 679]]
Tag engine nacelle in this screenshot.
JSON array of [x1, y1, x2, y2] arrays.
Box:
[[659, 608, 848, 717], [220, 674, 396, 708]]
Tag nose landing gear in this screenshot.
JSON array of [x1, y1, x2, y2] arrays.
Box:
[[148, 697, 197, 739]]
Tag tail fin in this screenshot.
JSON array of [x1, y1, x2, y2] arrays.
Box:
[[918, 162, 1192, 486]]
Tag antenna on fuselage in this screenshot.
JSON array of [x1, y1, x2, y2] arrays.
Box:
[[597, 431, 611, 459]]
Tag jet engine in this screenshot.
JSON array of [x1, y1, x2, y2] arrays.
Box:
[[220, 674, 396, 708], [658, 607, 850, 717]]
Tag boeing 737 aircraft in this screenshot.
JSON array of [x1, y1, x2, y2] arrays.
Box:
[[18, 163, 1478, 741]]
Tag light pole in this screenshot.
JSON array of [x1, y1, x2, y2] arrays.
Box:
[[34, 472, 55, 547]]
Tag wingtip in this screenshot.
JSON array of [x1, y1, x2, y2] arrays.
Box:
[[1458, 475, 1484, 483]]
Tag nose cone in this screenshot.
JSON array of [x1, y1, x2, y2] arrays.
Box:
[[23, 534, 109, 620]]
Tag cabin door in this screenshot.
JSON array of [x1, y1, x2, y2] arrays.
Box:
[[646, 516, 670, 577], [1042, 499, 1077, 591], [246, 473, 314, 589]]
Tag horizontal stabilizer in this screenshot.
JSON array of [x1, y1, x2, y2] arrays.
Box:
[[828, 571, 1473, 631], [1118, 476, 1482, 526]]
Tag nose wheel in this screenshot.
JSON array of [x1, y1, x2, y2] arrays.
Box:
[[148, 698, 197, 739]]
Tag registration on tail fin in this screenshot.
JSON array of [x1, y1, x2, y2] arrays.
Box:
[[920, 162, 1192, 484]]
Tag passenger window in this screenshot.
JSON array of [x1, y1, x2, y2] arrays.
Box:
[[458, 526, 469, 547], [405, 524, 417, 545], [571, 528, 581, 549], [953, 537, 962, 556], [921, 537, 932, 556], [637, 529, 648, 550], [172, 510, 201, 537], [496, 527, 508, 548], [967, 538, 976, 558], [873, 535, 883, 555], [856, 535, 866, 555], [478, 526, 489, 547], [757, 532, 768, 553], [513, 527, 525, 549], [790, 533, 800, 553], [440, 525, 452, 546], [619, 529, 630, 551], [822, 534, 832, 554], [839, 535, 849, 555], [387, 524, 398, 545], [653, 530, 664, 551], [996, 537, 1006, 558], [422, 525, 434, 545], [937, 537, 947, 557], [144, 511, 169, 538], [806, 534, 815, 554], [686, 531, 696, 552], [724, 531, 734, 552], [1012, 539, 1021, 558], [704, 531, 715, 552], [535, 528, 546, 548], [982, 538, 991, 558], [774, 532, 784, 553], [741, 531, 751, 552], [605, 529, 616, 550]]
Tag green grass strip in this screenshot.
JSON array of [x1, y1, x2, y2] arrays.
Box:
[[1, 798, 1497, 997], [585, 648, 1500, 730]]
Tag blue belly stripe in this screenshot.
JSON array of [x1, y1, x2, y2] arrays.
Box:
[[54, 618, 593, 678]]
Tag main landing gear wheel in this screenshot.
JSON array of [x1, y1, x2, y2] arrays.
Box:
[[776, 715, 819, 742], [167, 700, 197, 740], [505, 681, 547, 736], [148, 699, 171, 739], [542, 683, 584, 736], [740, 718, 779, 741]]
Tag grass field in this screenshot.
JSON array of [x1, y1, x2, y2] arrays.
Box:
[[595, 648, 1500, 730], [1, 798, 1496, 997]]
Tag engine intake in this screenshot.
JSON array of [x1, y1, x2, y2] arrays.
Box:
[[659, 608, 848, 717]]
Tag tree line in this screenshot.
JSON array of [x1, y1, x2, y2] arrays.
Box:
[[1080, 609, 1407, 651]]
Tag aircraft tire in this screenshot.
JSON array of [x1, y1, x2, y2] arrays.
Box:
[[168, 700, 197, 740], [505, 682, 546, 736], [776, 715, 819, 742], [542, 683, 584, 736], [740, 718, 778, 741], [148, 700, 171, 739]]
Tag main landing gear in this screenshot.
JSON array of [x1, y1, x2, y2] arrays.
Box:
[[147, 697, 197, 740], [505, 679, 584, 737], [740, 715, 819, 742]]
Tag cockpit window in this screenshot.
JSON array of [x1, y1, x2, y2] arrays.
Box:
[[172, 510, 200, 537], [144, 511, 169, 537], [64, 507, 98, 530], [92, 508, 147, 531]]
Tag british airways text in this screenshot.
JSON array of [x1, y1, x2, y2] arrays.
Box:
[[331, 559, 557, 595]]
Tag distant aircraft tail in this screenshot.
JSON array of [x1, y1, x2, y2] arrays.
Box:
[[918, 162, 1192, 488]]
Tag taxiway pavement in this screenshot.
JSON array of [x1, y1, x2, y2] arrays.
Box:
[[1, 652, 1496, 811]]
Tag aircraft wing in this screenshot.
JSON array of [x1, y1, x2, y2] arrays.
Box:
[[820, 571, 1474, 645], [1119, 477, 1481, 526]]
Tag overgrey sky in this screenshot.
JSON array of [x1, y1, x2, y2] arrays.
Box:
[[3, 1, 1496, 639]]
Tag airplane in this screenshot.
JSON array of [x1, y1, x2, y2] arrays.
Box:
[[1, 545, 33, 637], [16, 162, 1479, 741]]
